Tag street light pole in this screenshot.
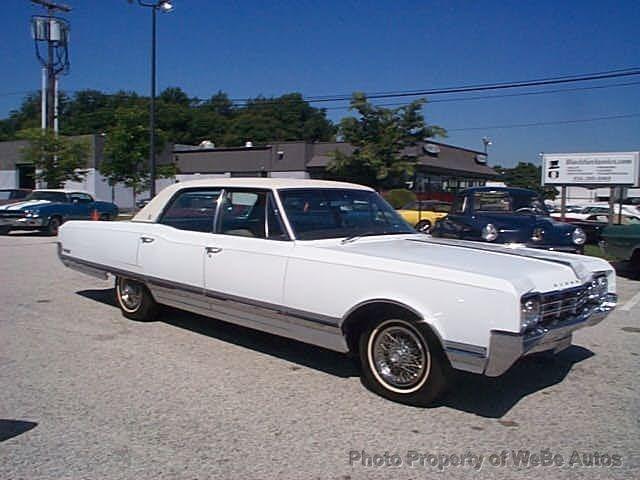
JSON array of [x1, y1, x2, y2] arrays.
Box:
[[150, 4, 157, 197], [135, 0, 173, 198], [482, 136, 492, 155]]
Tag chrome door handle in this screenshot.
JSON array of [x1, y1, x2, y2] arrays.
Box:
[[140, 236, 155, 243], [205, 246, 222, 255]]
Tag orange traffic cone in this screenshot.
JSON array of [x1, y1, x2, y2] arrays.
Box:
[[91, 209, 100, 221]]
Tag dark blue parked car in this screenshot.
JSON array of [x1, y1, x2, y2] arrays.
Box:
[[0, 189, 118, 236], [431, 187, 586, 253]]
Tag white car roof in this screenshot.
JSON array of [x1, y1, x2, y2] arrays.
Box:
[[133, 178, 374, 223], [35, 189, 93, 195]]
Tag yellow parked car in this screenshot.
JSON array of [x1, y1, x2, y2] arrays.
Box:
[[397, 200, 451, 233]]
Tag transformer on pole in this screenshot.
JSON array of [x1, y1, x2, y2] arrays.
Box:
[[30, 0, 71, 134]]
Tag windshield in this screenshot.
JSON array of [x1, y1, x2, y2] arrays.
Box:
[[25, 191, 68, 203], [473, 191, 548, 215], [279, 188, 415, 240]]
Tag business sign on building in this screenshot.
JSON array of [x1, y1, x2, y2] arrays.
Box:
[[542, 152, 640, 186]]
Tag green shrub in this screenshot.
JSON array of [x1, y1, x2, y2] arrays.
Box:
[[385, 189, 416, 209]]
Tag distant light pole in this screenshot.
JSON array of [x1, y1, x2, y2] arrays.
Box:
[[482, 136, 492, 155], [134, 0, 173, 198]]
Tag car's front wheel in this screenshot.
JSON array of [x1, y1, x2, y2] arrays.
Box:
[[359, 318, 449, 406], [415, 220, 432, 233], [115, 277, 159, 321], [46, 216, 62, 236]]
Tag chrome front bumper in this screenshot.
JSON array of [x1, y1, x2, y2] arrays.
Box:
[[484, 293, 617, 376], [0, 217, 45, 228]]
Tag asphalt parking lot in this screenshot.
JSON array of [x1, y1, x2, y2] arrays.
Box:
[[1, 233, 639, 480]]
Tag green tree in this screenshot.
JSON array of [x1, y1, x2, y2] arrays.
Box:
[[327, 93, 446, 189], [158, 87, 190, 106], [19, 128, 91, 188], [101, 108, 173, 207], [1, 89, 336, 148], [494, 162, 557, 199], [0, 93, 42, 140], [224, 93, 334, 146]]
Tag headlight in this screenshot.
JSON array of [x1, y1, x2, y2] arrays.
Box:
[[521, 294, 541, 331], [481, 223, 498, 241], [531, 227, 544, 242], [587, 274, 608, 301], [597, 275, 608, 294], [25, 211, 39, 218], [572, 227, 586, 245]]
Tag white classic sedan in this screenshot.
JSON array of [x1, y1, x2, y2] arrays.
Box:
[[58, 178, 617, 405]]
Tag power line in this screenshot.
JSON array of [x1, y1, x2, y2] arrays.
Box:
[[232, 67, 640, 105], [0, 90, 34, 98], [2, 67, 640, 134], [3, 66, 639, 105], [321, 80, 640, 110], [447, 112, 640, 132], [301, 67, 640, 100]]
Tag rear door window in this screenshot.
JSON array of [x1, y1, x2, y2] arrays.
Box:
[[160, 189, 221, 232]]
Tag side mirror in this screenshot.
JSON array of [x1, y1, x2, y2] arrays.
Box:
[[72, 198, 79, 204]]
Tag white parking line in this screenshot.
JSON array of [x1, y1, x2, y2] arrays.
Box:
[[620, 290, 640, 312]]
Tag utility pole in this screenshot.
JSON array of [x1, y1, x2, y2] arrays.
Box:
[[31, 0, 71, 134]]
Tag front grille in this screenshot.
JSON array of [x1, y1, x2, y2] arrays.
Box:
[[539, 284, 594, 327], [0, 211, 25, 218]]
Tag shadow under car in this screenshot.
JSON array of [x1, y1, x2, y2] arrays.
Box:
[[77, 288, 595, 417]]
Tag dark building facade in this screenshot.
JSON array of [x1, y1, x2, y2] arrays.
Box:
[[173, 140, 498, 198]]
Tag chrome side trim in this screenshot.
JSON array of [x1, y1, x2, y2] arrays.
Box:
[[60, 255, 109, 280], [58, 252, 348, 353]]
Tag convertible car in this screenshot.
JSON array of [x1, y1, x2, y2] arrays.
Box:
[[57, 179, 617, 405]]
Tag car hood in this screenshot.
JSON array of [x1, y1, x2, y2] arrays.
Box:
[[312, 234, 603, 294], [0, 200, 52, 211]]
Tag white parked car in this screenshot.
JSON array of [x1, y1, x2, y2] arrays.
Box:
[[551, 203, 640, 222], [57, 179, 617, 405]]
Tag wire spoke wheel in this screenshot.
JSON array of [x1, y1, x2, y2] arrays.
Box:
[[369, 322, 430, 392], [118, 279, 143, 312]]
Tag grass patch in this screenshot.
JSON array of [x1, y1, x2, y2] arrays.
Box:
[[584, 244, 617, 262]]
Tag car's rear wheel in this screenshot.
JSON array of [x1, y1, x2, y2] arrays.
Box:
[[415, 220, 432, 233], [359, 318, 449, 406], [99, 213, 111, 221], [115, 277, 159, 321], [46, 216, 62, 236], [630, 250, 640, 276]]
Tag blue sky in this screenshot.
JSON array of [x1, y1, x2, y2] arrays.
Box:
[[2, 0, 639, 167]]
